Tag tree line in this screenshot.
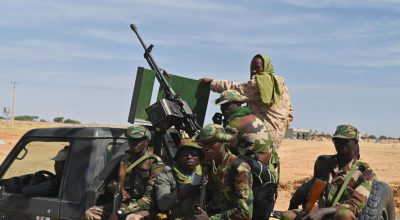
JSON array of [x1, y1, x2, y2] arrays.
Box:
[[0, 115, 81, 124]]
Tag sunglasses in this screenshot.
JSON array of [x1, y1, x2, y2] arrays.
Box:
[[180, 149, 200, 157], [127, 137, 146, 143]]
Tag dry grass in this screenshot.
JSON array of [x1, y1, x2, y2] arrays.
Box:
[[0, 121, 399, 216]]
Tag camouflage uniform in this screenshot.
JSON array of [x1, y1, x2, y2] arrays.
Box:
[[215, 90, 277, 171], [210, 54, 294, 148], [84, 125, 164, 220], [196, 124, 253, 220], [120, 125, 165, 216], [154, 139, 202, 219], [285, 125, 374, 220]]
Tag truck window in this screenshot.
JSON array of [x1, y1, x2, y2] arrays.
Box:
[[0, 142, 69, 196], [3, 142, 69, 179]]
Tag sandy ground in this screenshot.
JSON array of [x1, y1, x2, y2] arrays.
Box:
[[0, 120, 399, 216]]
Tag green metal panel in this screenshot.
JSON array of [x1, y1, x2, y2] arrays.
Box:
[[157, 74, 210, 126], [128, 67, 210, 126], [128, 67, 156, 123]]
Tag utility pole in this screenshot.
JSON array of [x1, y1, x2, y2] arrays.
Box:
[[10, 81, 19, 127]]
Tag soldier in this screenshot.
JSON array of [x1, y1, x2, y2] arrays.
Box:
[[282, 125, 375, 220], [22, 146, 69, 198], [200, 54, 294, 149], [85, 125, 164, 220], [194, 124, 253, 220], [153, 139, 203, 219], [214, 89, 277, 168]]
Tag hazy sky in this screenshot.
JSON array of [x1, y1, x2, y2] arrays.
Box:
[[0, 0, 399, 137]]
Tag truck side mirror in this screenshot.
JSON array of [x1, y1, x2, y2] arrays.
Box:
[[16, 148, 28, 160]]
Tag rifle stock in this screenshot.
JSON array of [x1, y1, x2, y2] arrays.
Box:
[[109, 158, 128, 219], [304, 178, 326, 212]]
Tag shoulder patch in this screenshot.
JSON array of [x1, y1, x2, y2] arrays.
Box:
[[163, 165, 172, 173]]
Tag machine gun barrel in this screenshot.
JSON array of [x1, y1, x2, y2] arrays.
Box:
[[130, 24, 175, 99], [130, 23, 200, 137]]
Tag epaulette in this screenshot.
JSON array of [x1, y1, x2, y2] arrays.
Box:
[[162, 165, 172, 173]]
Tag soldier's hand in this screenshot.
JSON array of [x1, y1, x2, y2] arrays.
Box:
[[122, 188, 130, 201], [302, 207, 336, 220], [178, 184, 199, 199], [193, 207, 208, 220], [199, 78, 213, 84], [137, 197, 151, 206], [85, 206, 103, 220]]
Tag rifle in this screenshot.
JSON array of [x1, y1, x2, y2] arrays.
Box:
[[130, 24, 201, 138], [109, 154, 130, 220], [198, 166, 208, 210], [304, 178, 326, 212]]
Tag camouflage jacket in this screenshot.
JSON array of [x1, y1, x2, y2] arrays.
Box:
[[210, 75, 294, 149], [121, 154, 164, 214], [154, 166, 197, 219], [225, 106, 273, 161], [314, 155, 375, 216], [207, 152, 253, 220]]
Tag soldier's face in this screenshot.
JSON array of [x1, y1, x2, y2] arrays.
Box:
[[251, 57, 264, 77], [200, 140, 224, 160], [333, 138, 356, 163], [176, 148, 200, 172], [220, 102, 239, 117], [128, 138, 149, 154]]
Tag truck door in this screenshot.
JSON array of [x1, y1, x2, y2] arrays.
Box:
[[0, 141, 70, 219]]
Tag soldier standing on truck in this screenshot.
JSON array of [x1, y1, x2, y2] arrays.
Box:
[[213, 89, 278, 169], [85, 125, 164, 220], [152, 138, 203, 219], [194, 124, 253, 220], [200, 53, 294, 149], [214, 89, 279, 219], [280, 125, 375, 220]]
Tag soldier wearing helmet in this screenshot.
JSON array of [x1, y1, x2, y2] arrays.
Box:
[[153, 139, 203, 219], [193, 124, 253, 220], [85, 125, 164, 220], [214, 89, 277, 169], [200, 53, 294, 149], [284, 125, 375, 220]]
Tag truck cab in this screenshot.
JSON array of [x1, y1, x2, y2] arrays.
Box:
[[0, 127, 128, 219]]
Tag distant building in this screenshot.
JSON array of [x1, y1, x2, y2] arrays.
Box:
[[285, 128, 312, 140]]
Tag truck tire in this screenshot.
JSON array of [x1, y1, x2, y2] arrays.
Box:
[[358, 180, 396, 220]]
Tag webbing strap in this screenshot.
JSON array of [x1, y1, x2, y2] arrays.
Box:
[[332, 161, 359, 207], [126, 152, 157, 173]]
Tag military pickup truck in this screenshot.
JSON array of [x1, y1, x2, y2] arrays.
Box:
[[0, 125, 180, 219]]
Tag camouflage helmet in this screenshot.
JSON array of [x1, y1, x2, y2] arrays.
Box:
[[333, 125, 359, 140], [174, 138, 202, 160], [214, 90, 249, 105], [196, 124, 234, 143], [126, 124, 151, 141]]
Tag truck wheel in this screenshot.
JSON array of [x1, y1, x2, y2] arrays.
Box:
[[358, 180, 396, 220]]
